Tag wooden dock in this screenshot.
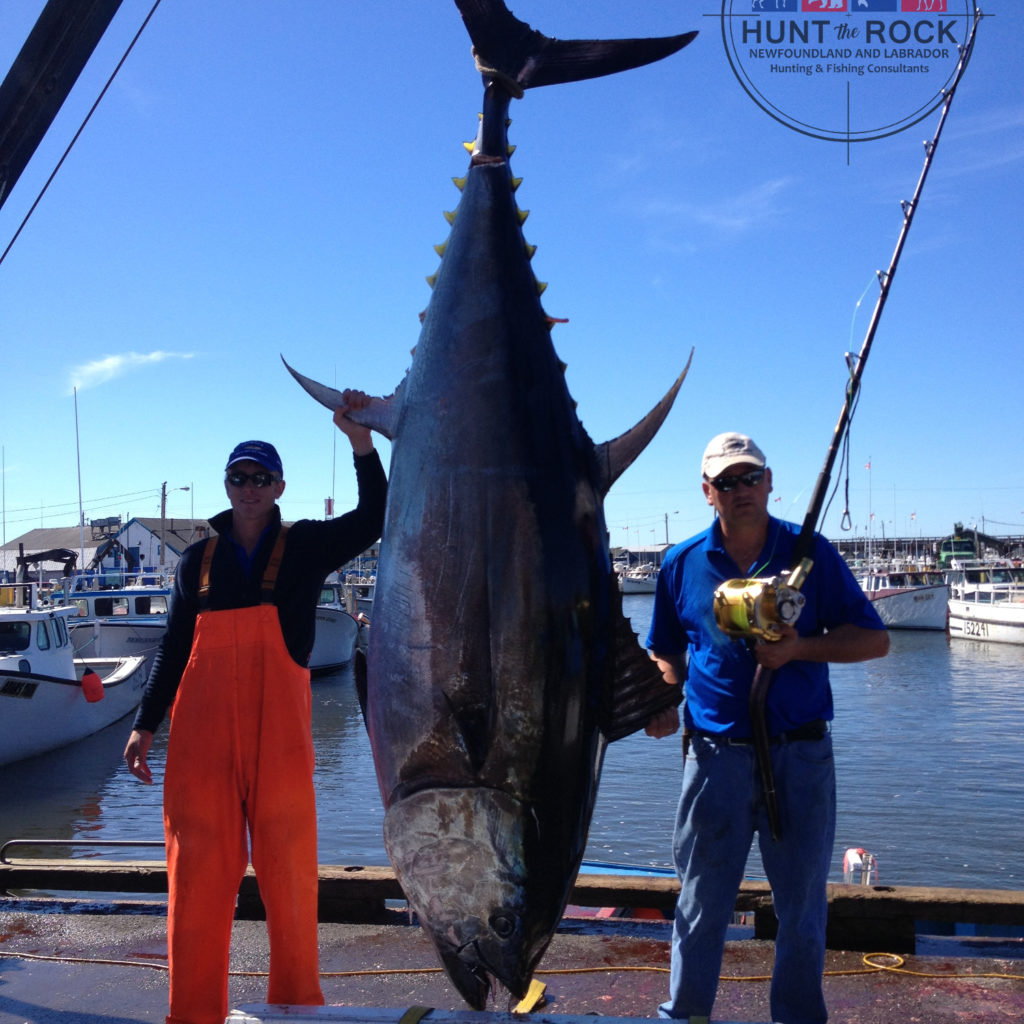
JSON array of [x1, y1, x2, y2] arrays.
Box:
[[3, 857, 1023, 952]]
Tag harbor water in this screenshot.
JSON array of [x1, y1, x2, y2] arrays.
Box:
[[1, 594, 1021, 891]]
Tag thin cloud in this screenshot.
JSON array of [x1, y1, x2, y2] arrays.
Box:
[[68, 351, 194, 393], [941, 104, 1024, 178], [647, 177, 795, 234]]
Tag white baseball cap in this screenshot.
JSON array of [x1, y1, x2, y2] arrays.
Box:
[[701, 432, 766, 480]]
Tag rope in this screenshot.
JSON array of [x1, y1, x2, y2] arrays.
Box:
[[2, 948, 1022, 983]]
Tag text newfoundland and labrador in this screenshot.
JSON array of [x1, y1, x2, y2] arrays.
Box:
[[746, 16, 957, 78]]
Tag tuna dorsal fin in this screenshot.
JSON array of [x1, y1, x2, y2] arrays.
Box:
[[600, 572, 682, 743], [455, 0, 697, 93], [594, 349, 693, 496], [281, 355, 403, 441]]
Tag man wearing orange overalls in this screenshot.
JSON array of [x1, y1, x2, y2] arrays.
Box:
[[124, 392, 386, 1024]]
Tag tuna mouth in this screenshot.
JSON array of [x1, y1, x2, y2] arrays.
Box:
[[441, 928, 528, 1011], [441, 942, 494, 1010]]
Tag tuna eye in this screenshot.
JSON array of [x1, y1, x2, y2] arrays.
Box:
[[489, 912, 516, 939]]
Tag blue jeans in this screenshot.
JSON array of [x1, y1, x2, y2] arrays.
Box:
[[659, 730, 835, 1024]]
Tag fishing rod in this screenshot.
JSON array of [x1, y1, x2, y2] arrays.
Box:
[[713, 9, 981, 842]]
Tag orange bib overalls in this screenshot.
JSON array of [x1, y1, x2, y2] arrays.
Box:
[[162, 532, 324, 1024]]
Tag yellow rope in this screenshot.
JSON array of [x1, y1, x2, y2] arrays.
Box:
[[859, 951, 1024, 982], [2, 949, 1022, 984], [0, 950, 169, 972]]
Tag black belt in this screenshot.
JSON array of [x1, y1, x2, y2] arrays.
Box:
[[695, 719, 828, 746]]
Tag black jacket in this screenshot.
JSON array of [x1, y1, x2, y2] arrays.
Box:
[[132, 449, 387, 734]]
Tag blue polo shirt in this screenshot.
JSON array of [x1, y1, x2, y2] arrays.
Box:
[[646, 516, 883, 738]]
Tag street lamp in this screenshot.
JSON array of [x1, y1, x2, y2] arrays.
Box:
[[664, 510, 679, 544], [160, 482, 192, 568]]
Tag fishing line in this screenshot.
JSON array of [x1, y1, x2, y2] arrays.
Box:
[[822, 345, 864, 535], [822, 275, 877, 534]]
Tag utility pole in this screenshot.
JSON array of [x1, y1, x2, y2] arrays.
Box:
[[160, 481, 166, 568]]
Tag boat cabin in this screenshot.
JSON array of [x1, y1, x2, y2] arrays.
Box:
[[0, 607, 72, 662], [71, 591, 170, 620], [946, 563, 1024, 604]]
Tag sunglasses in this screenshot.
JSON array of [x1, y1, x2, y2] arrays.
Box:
[[708, 468, 766, 492], [225, 470, 280, 489]]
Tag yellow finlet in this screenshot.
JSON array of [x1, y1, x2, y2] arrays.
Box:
[[513, 979, 546, 1013], [511, 177, 523, 192], [443, 210, 456, 225], [524, 243, 537, 259], [425, 273, 438, 289], [462, 140, 475, 154], [433, 242, 447, 257], [452, 176, 467, 191], [536, 280, 548, 296], [517, 209, 530, 225]]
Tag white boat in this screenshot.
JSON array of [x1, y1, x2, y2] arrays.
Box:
[[309, 582, 362, 674], [0, 589, 148, 767], [619, 565, 659, 594], [946, 562, 1024, 645], [858, 568, 950, 631], [344, 574, 376, 615], [59, 580, 172, 675]]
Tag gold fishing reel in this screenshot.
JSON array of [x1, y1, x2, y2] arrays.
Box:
[[713, 559, 813, 642]]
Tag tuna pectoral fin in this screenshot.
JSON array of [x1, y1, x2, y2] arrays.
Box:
[[601, 574, 682, 743], [456, 1, 697, 92], [280, 355, 403, 441], [595, 349, 693, 495]]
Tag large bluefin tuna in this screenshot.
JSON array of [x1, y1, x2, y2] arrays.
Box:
[[285, 0, 696, 1008]]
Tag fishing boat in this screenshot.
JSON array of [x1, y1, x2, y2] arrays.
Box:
[[946, 562, 1024, 645], [309, 581, 362, 674], [858, 568, 950, 631], [0, 588, 148, 768], [343, 573, 376, 615], [58, 579, 172, 675], [619, 565, 659, 594]]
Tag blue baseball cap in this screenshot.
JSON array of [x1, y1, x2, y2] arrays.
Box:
[[225, 440, 283, 477]]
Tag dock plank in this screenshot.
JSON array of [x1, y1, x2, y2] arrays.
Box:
[[3, 859, 1023, 952]]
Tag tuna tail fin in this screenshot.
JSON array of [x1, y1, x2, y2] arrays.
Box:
[[455, 0, 697, 93], [594, 348, 693, 496], [281, 355, 403, 441]]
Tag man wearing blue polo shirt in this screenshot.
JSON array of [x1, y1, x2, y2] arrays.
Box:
[[645, 432, 889, 1024]]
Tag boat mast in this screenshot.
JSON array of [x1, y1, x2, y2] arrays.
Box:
[[74, 387, 85, 572]]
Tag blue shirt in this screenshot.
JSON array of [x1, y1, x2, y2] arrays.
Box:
[[646, 516, 884, 737]]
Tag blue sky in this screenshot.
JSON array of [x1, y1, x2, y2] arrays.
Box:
[[1, 1, 1020, 554]]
